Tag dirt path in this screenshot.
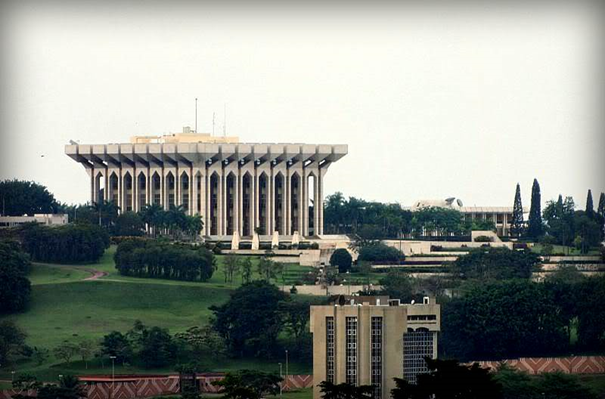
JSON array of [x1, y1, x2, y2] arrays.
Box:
[[82, 269, 108, 281]]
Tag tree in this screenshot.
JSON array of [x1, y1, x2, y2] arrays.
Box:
[[573, 211, 601, 254], [598, 192, 605, 218], [330, 249, 353, 273], [318, 381, 373, 399], [223, 254, 240, 283], [392, 359, 502, 399], [210, 281, 287, 357], [279, 300, 311, 340], [113, 211, 145, 236], [585, 189, 594, 216], [240, 257, 253, 284], [535, 372, 596, 399], [575, 276, 605, 352], [256, 256, 277, 281], [411, 207, 465, 237], [441, 280, 568, 359], [0, 320, 27, 365], [138, 326, 178, 368], [78, 340, 96, 369], [31, 346, 50, 366], [448, 247, 540, 281], [543, 196, 575, 247], [511, 183, 524, 238], [380, 270, 416, 302], [89, 200, 120, 228], [357, 242, 403, 263], [53, 342, 79, 365], [175, 325, 227, 358], [0, 179, 60, 216], [36, 374, 86, 399], [212, 370, 282, 399], [139, 203, 164, 237], [527, 179, 543, 239], [0, 240, 32, 313], [100, 331, 133, 364]]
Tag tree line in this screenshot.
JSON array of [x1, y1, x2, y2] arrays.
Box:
[[0, 240, 31, 314], [114, 239, 215, 282]]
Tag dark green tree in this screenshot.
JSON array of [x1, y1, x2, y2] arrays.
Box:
[[0, 320, 27, 365], [585, 189, 594, 215], [0, 179, 60, 216], [138, 326, 178, 368], [329, 248, 353, 273], [575, 276, 605, 352], [543, 196, 575, 247], [357, 242, 403, 263], [511, 183, 524, 238], [391, 359, 502, 399], [536, 373, 596, 399], [112, 211, 145, 236], [527, 179, 543, 239], [53, 342, 79, 365], [210, 281, 287, 357], [36, 374, 86, 399], [448, 247, 540, 281], [598, 192, 605, 218], [573, 211, 602, 254], [0, 240, 32, 313], [319, 381, 373, 399], [100, 331, 133, 364], [441, 280, 568, 359], [379, 270, 416, 302], [212, 370, 282, 399]]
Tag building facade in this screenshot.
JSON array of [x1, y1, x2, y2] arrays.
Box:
[[310, 296, 440, 399], [0, 214, 69, 228], [65, 129, 347, 237]]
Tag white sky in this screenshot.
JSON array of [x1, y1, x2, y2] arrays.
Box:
[[1, 1, 603, 208]]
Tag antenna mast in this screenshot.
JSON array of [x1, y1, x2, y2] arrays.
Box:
[[195, 98, 198, 133], [223, 103, 226, 137]]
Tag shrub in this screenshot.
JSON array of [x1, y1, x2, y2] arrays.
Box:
[[474, 235, 493, 243], [114, 239, 215, 282], [0, 240, 31, 313], [329, 248, 353, 273], [20, 223, 110, 263], [357, 242, 403, 263]]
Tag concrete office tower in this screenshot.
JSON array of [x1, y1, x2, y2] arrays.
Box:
[[65, 128, 347, 237], [310, 296, 440, 399]]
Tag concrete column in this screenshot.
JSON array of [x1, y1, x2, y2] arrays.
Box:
[[285, 168, 291, 235], [233, 172, 240, 235], [204, 172, 211, 236], [133, 169, 138, 213], [117, 170, 123, 213], [269, 168, 275, 234], [162, 168, 169, 210], [146, 171, 152, 207], [219, 168, 226, 236], [189, 167, 194, 215], [313, 174, 319, 235], [104, 171, 109, 202], [296, 174, 303, 235], [238, 169, 244, 235], [192, 172, 198, 216], [318, 173, 324, 235], [89, 169, 95, 204], [252, 169, 258, 234], [302, 170, 308, 236]]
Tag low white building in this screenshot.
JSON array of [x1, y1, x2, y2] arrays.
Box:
[[0, 214, 69, 228]]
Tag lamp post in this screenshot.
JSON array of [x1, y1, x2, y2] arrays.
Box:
[[278, 363, 283, 399], [110, 356, 117, 399], [11, 371, 15, 382], [285, 350, 289, 392]]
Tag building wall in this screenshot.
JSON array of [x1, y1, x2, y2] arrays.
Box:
[[310, 301, 440, 399]]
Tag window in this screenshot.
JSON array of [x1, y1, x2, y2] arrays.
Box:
[[346, 317, 358, 385], [371, 317, 383, 399], [403, 329, 434, 384], [326, 317, 335, 383]]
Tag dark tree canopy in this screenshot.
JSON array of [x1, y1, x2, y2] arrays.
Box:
[[0, 320, 27, 365], [0, 179, 60, 216], [441, 280, 568, 360], [543, 196, 576, 247], [585, 189, 594, 215], [138, 326, 178, 368], [318, 381, 373, 399], [0, 240, 32, 313], [598, 192, 605, 218], [379, 270, 415, 302], [114, 239, 215, 281], [448, 247, 540, 281], [511, 183, 524, 238], [357, 242, 403, 263], [210, 280, 287, 357], [329, 248, 353, 273], [20, 223, 109, 263], [112, 211, 145, 236], [527, 179, 543, 239], [212, 370, 282, 399]]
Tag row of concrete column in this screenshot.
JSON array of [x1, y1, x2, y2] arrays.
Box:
[[88, 162, 326, 237]]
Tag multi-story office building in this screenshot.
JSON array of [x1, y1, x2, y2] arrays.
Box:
[[310, 296, 440, 399], [65, 127, 347, 237]]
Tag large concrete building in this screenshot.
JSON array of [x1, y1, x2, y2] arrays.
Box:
[[65, 128, 347, 238], [310, 296, 440, 399]]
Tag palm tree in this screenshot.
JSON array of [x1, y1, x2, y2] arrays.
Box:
[[139, 203, 164, 237], [89, 200, 119, 228]]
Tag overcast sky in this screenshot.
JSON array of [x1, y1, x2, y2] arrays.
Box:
[[1, 0, 603, 209]]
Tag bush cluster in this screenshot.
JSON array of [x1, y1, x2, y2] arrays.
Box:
[[114, 239, 215, 282], [20, 223, 110, 263], [357, 242, 403, 263]]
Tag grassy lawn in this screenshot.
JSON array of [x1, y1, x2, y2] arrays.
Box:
[[0, 246, 316, 381], [577, 374, 605, 398]]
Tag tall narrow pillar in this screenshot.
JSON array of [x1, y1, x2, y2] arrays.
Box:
[[104, 171, 109, 202], [204, 172, 211, 236], [269, 169, 275, 234], [318, 173, 324, 235], [89, 169, 95, 204], [238, 170, 244, 236], [285, 168, 291, 235], [302, 170, 308, 236], [233, 173, 240, 235], [251, 171, 257, 235], [219, 169, 226, 235]]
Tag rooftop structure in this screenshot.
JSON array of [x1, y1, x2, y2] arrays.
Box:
[[0, 214, 69, 228]]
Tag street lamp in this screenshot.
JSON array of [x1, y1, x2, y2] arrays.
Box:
[[285, 350, 289, 392], [278, 363, 283, 399], [11, 371, 15, 382], [110, 356, 117, 399]]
